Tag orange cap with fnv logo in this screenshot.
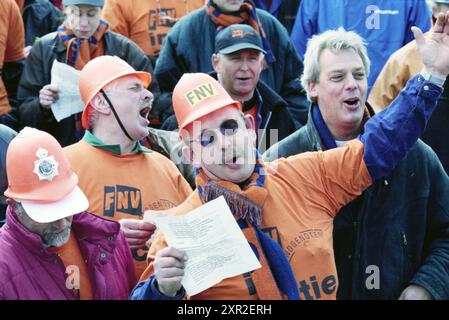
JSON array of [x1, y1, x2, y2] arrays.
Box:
[[172, 73, 242, 131], [79, 55, 152, 130]]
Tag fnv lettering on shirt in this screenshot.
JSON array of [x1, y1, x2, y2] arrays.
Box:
[[104, 185, 142, 217]]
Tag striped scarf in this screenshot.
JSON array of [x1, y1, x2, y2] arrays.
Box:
[[195, 155, 299, 300], [206, 0, 276, 64], [57, 19, 109, 70]]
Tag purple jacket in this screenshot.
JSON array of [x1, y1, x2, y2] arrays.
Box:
[[0, 206, 137, 300]]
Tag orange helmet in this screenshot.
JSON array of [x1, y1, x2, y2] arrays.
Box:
[[172, 73, 242, 131], [79, 55, 152, 129], [4, 128, 88, 223]]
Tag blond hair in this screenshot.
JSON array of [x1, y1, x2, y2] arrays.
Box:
[[301, 28, 370, 101]]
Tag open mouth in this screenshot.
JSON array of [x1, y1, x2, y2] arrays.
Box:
[[223, 155, 241, 169], [140, 107, 151, 119], [236, 77, 251, 82], [344, 97, 360, 106]]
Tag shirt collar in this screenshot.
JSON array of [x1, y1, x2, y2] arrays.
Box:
[[83, 130, 150, 155]]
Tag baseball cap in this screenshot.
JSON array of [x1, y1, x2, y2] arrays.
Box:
[[215, 24, 266, 55]]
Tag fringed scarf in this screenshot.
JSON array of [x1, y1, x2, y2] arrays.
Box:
[[57, 19, 109, 70], [206, 0, 276, 64], [195, 156, 299, 300]]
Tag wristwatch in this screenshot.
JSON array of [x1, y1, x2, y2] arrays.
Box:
[[421, 71, 446, 88]]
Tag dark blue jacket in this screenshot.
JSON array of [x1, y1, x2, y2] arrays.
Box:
[[22, 0, 62, 47], [421, 75, 449, 175], [254, 0, 301, 34], [264, 102, 449, 299], [153, 6, 308, 128]]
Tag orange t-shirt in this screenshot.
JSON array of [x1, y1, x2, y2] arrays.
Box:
[[102, 0, 205, 57], [48, 231, 94, 300], [0, 0, 25, 114], [63, 140, 193, 277], [141, 140, 372, 300]]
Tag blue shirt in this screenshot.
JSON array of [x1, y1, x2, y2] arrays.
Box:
[[290, 0, 431, 90]]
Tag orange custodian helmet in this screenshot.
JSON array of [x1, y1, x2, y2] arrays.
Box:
[[172, 73, 242, 131], [4, 128, 88, 223], [79, 55, 152, 129]]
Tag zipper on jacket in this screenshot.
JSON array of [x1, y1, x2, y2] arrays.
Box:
[[402, 232, 408, 246]]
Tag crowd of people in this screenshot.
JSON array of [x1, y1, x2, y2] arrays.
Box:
[[1, 0, 449, 301]]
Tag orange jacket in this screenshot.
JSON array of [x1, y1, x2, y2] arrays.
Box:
[[0, 0, 25, 115]]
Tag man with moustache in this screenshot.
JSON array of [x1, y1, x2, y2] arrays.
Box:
[[63, 56, 192, 278], [0, 128, 136, 299]]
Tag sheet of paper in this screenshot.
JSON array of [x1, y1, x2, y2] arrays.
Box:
[[50, 60, 85, 122], [154, 196, 261, 296]]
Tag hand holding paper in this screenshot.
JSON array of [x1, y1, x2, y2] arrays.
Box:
[[153, 247, 187, 297], [153, 196, 261, 296], [118, 219, 156, 250], [49, 60, 85, 122], [39, 84, 59, 109]]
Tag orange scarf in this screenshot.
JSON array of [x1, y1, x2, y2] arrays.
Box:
[[195, 157, 300, 300], [57, 19, 109, 70]]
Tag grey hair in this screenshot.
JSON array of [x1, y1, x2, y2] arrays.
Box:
[[300, 27, 371, 101], [87, 80, 120, 129]]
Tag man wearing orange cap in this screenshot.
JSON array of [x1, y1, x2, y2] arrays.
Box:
[[63, 55, 192, 278], [0, 127, 136, 299], [131, 15, 449, 300]]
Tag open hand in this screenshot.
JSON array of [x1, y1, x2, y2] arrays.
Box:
[[412, 11, 449, 78]]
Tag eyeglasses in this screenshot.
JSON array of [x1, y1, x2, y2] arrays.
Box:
[[190, 119, 240, 147]]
